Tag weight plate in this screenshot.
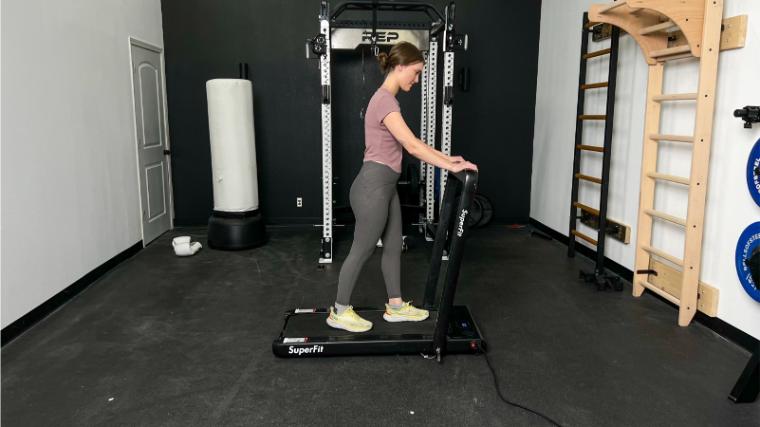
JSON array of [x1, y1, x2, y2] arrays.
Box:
[[474, 194, 493, 227], [735, 222, 760, 303], [747, 139, 760, 207], [468, 195, 483, 228]]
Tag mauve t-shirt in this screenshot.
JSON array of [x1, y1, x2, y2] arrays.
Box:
[[364, 87, 402, 173]]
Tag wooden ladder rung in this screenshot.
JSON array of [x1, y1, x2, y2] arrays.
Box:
[[580, 82, 608, 90], [599, 1, 640, 14], [647, 172, 690, 185], [572, 230, 598, 246], [573, 202, 600, 216], [660, 53, 698, 62], [577, 144, 605, 152], [639, 21, 677, 36], [642, 245, 684, 267], [637, 280, 681, 305], [578, 115, 607, 121], [575, 173, 603, 184], [652, 93, 698, 102], [649, 134, 694, 143], [584, 48, 612, 59], [644, 209, 687, 226], [650, 45, 692, 59]]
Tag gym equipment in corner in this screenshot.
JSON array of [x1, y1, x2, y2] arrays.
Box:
[[567, 13, 625, 292], [205, 64, 266, 250]]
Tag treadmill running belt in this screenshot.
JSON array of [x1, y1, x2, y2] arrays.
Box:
[[282, 309, 438, 338]]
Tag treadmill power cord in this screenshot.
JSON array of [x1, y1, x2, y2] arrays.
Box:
[[483, 351, 564, 427]]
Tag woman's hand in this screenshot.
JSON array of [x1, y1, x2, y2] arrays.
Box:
[[450, 155, 465, 163], [449, 161, 478, 173]]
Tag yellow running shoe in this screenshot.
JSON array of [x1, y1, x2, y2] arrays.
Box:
[[326, 306, 373, 332], [383, 301, 429, 322]]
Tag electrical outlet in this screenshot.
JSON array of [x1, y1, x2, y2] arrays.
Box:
[[297, 197, 303, 207]]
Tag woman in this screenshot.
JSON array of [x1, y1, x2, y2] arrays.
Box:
[[327, 41, 478, 332]]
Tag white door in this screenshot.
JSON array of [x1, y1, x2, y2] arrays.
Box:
[[130, 40, 172, 244]]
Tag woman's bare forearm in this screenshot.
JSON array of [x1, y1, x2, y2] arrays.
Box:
[[408, 139, 455, 170]]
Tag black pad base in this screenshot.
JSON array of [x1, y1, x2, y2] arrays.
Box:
[[208, 211, 266, 250]]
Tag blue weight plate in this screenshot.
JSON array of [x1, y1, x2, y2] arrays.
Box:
[[746, 138, 760, 207], [735, 221, 760, 303]]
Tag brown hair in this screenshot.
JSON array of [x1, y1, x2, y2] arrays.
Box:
[[377, 42, 424, 74]]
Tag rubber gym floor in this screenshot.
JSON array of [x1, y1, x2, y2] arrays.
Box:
[[2, 226, 758, 426]]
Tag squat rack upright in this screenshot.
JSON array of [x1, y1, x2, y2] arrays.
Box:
[[307, 0, 468, 263]]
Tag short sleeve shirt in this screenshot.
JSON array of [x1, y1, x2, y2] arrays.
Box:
[[363, 87, 402, 172]]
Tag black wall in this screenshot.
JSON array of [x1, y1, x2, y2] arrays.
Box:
[[161, 0, 541, 226]]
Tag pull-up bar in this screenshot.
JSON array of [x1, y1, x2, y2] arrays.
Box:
[[330, 1, 445, 24]]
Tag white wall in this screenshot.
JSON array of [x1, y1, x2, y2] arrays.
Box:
[[1, 0, 165, 328], [531, 0, 760, 339]]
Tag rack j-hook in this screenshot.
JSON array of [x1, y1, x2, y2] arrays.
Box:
[[735, 105, 760, 129]]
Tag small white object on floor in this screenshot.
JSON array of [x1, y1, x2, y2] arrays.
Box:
[[172, 236, 202, 256]]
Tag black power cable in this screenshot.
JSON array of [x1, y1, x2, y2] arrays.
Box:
[[482, 352, 564, 427]]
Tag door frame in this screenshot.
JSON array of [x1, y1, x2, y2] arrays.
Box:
[[128, 36, 174, 245]]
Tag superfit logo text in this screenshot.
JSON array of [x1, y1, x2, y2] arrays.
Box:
[[288, 345, 325, 356]]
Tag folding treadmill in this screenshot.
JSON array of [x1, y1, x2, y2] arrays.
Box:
[[273, 170, 486, 362]]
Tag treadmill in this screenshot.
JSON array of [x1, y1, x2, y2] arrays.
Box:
[[273, 170, 486, 362]]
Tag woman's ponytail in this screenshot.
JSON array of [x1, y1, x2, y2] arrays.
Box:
[[377, 52, 390, 73]]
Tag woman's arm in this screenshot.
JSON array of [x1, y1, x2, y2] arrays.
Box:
[[383, 112, 475, 171]]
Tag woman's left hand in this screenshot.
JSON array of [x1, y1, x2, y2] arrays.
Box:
[[450, 155, 465, 163]]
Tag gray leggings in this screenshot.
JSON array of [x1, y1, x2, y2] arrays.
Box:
[[336, 161, 402, 305]]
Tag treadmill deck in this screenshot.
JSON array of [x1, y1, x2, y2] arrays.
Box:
[[273, 305, 485, 358]]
